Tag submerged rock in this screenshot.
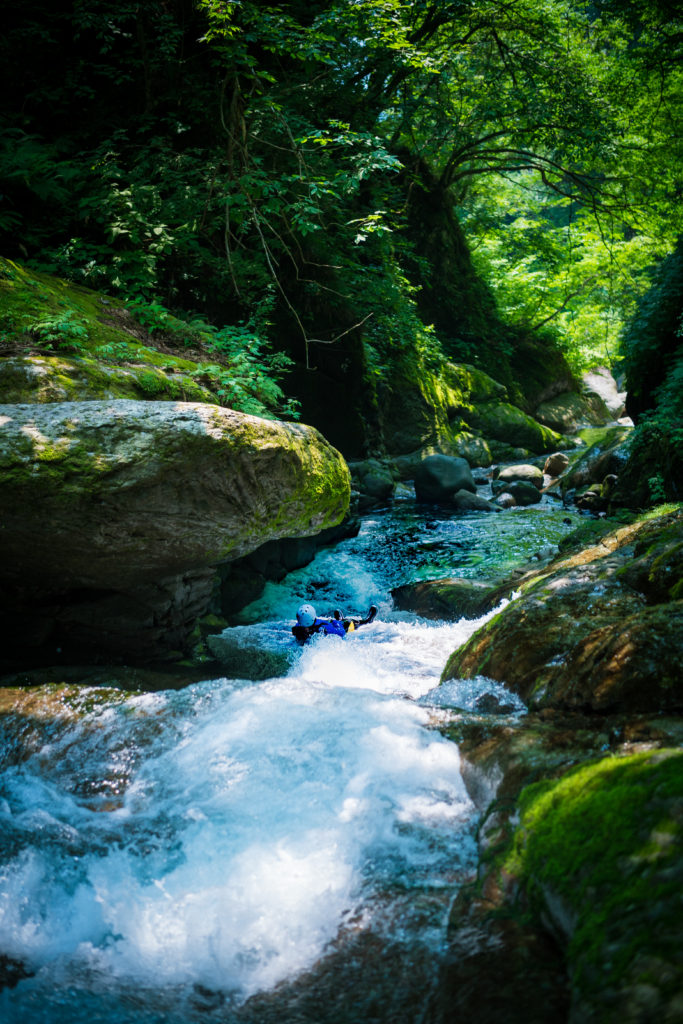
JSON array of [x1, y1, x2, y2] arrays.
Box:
[[206, 624, 298, 680], [0, 400, 350, 664]]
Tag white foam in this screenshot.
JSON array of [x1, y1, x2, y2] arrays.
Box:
[[0, 642, 477, 1002]]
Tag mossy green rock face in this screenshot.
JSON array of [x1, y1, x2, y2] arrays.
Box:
[[0, 354, 217, 405], [534, 389, 608, 435], [506, 750, 683, 1022], [0, 400, 350, 662], [441, 506, 683, 713], [463, 400, 570, 454], [560, 423, 632, 495]]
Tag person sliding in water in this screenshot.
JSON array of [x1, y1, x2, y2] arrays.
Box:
[[292, 603, 378, 645]]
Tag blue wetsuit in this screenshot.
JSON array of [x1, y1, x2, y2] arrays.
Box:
[[292, 617, 345, 645]]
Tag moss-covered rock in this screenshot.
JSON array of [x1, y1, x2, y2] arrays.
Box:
[[534, 389, 611, 435], [463, 400, 571, 455], [379, 354, 566, 461], [505, 750, 683, 1022], [441, 506, 683, 714], [560, 423, 632, 497], [435, 709, 683, 1024], [0, 400, 350, 665], [0, 354, 217, 404], [391, 577, 507, 620]]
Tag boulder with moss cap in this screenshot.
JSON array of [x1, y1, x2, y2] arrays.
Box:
[[0, 399, 350, 664]]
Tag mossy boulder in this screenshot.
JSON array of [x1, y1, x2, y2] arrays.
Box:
[[0, 400, 350, 664], [559, 422, 631, 497], [414, 453, 476, 503], [391, 577, 507, 620], [534, 389, 609, 435], [463, 400, 571, 455], [504, 750, 683, 1022], [0, 354, 217, 405], [441, 506, 683, 714], [379, 354, 566, 462]]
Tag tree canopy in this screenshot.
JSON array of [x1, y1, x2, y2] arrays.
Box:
[[0, 0, 680, 405]]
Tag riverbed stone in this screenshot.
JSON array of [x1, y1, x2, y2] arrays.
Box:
[[492, 479, 542, 506], [0, 400, 350, 664], [413, 453, 476, 502], [391, 577, 508, 620], [543, 451, 569, 477], [493, 463, 544, 489], [450, 489, 500, 513]]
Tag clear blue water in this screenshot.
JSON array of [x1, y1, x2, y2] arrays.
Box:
[[0, 487, 574, 1023]]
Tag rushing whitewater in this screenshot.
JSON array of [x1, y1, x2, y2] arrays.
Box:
[[0, 492, 573, 1023]]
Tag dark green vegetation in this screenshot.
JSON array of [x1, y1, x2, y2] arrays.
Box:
[[1, 0, 681, 461]]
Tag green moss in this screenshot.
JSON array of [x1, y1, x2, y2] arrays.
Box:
[[0, 258, 264, 412], [505, 750, 683, 998]]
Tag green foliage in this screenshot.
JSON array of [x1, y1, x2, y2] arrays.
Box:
[[25, 310, 90, 352], [459, 172, 672, 374], [0, 0, 680, 421], [613, 237, 683, 505]]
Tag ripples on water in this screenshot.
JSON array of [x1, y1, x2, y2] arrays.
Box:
[[0, 492, 574, 1023]]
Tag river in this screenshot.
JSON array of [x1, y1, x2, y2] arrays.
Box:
[[0, 484, 576, 1023]]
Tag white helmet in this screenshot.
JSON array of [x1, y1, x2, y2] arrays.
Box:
[[296, 603, 316, 627]]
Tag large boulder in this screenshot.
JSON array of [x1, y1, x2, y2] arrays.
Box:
[[392, 577, 507, 620], [534, 390, 607, 434], [462, 400, 571, 454], [441, 507, 683, 714], [414, 454, 476, 503], [582, 366, 627, 420], [206, 624, 298, 679], [0, 400, 350, 664], [560, 424, 632, 497]]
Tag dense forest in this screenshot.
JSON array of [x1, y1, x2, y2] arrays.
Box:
[[1, 5, 683, 1022], [1, 0, 681, 479]]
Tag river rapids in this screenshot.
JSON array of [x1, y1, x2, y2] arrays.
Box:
[[0, 487, 575, 1023]]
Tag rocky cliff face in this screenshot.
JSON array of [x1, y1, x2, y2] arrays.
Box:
[[433, 504, 683, 1022], [0, 400, 350, 666]]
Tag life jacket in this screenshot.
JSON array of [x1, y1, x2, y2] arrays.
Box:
[[292, 617, 345, 645], [314, 617, 345, 638]]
